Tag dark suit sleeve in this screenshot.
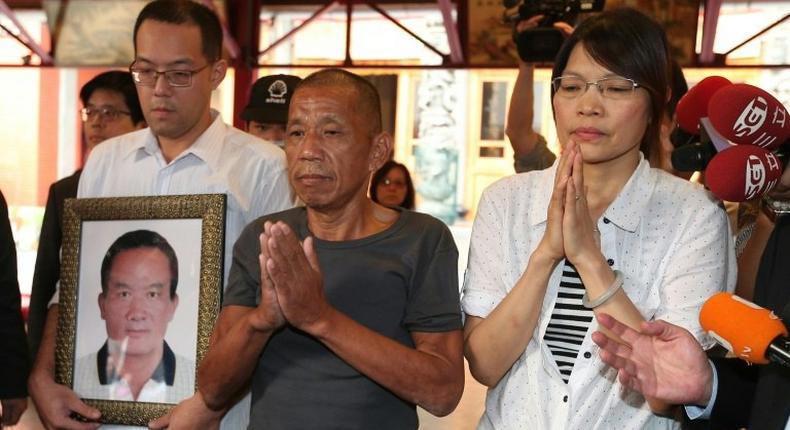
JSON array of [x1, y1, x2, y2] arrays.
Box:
[[706, 356, 759, 429], [27, 182, 61, 359], [27, 171, 79, 359], [0, 190, 31, 399]]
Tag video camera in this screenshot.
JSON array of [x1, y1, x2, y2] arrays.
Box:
[[503, 0, 605, 62]]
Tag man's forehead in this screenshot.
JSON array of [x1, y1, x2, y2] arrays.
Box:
[[292, 83, 359, 103], [87, 98, 126, 108], [134, 20, 205, 66], [111, 247, 171, 270], [133, 56, 198, 68], [290, 90, 356, 117]]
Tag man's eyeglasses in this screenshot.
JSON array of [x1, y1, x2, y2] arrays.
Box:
[[552, 76, 643, 100], [80, 107, 131, 122], [382, 178, 407, 188], [129, 63, 210, 87]]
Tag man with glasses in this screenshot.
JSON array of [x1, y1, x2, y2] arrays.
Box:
[[28, 1, 294, 429], [28, 71, 145, 363]]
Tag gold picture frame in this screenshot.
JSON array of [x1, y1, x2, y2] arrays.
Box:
[[55, 194, 226, 425]]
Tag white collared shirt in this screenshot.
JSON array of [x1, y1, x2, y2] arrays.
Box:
[[462, 156, 736, 430]]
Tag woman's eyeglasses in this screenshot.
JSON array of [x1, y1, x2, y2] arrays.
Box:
[[552, 76, 643, 100]]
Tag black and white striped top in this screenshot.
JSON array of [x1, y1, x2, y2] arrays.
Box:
[[543, 260, 594, 383]]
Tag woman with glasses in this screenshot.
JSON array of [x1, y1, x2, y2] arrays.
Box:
[[370, 160, 416, 210], [462, 8, 734, 429]]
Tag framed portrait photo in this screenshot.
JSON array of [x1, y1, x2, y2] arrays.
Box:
[[55, 194, 226, 425]]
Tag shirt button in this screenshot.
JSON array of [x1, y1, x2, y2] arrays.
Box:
[[584, 351, 592, 359], [607, 259, 615, 266], [603, 217, 610, 224], [563, 395, 568, 402]]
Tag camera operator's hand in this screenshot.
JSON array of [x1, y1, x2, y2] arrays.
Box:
[[515, 15, 574, 40]]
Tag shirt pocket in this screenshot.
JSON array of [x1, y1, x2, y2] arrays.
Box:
[[199, 181, 246, 219]]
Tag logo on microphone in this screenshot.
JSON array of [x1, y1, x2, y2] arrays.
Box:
[[733, 97, 768, 138], [744, 155, 766, 200]]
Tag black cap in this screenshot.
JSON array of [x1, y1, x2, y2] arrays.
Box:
[[241, 74, 302, 125]]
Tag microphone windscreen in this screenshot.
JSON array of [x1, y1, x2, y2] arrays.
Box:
[[676, 76, 732, 134], [708, 84, 790, 150], [705, 144, 783, 201], [700, 293, 788, 364]]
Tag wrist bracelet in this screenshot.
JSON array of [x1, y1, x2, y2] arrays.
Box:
[[582, 270, 624, 309]]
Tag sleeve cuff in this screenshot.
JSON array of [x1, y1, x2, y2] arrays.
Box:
[[513, 134, 555, 174], [684, 359, 718, 420]]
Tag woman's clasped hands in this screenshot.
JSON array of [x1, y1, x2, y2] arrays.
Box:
[[538, 140, 602, 267]]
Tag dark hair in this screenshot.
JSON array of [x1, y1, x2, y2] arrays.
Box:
[[79, 71, 144, 125], [294, 68, 383, 136], [133, 0, 223, 63], [667, 58, 688, 120], [369, 160, 415, 210], [551, 8, 670, 160], [100, 230, 178, 299]]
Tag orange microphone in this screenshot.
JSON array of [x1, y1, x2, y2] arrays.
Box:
[[700, 292, 790, 366]]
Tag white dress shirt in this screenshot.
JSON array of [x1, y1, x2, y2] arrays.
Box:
[[76, 110, 294, 283], [462, 156, 736, 430], [64, 110, 294, 430]]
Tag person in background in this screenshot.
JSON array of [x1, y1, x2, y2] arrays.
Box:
[[462, 8, 735, 429], [370, 160, 416, 210], [28, 71, 145, 360], [506, 15, 573, 173], [240, 74, 301, 148], [0, 189, 30, 428], [27, 1, 294, 429]]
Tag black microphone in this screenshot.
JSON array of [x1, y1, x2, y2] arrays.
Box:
[[768, 336, 790, 368], [670, 119, 733, 172], [671, 142, 715, 172], [669, 126, 696, 148]]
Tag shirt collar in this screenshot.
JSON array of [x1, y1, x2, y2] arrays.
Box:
[[527, 154, 653, 233], [97, 340, 177, 386], [528, 162, 559, 226], [602, 155, 653, 232], [122, 109, 225, 172]]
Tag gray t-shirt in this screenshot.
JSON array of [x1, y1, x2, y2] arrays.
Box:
[[223, 207, 462, 430]]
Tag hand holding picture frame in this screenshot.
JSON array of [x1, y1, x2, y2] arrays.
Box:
[[55, 194, 225, 425]]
